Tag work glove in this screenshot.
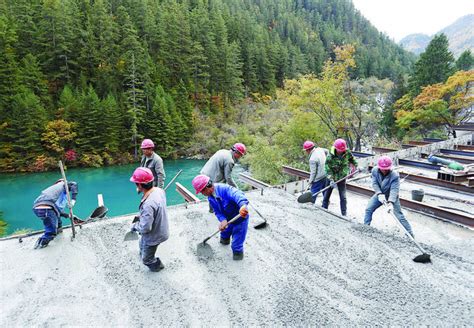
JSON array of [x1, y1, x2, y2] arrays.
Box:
[[130, 223, 138, 233], [239, 205, 249, 218], [219, 220, 228, 231], [70, 199, 76, 208], [329, 180, 337, 189], [377, 193, 386, 203], [132, 215, 140, 223], [387, 201, 395, 212]]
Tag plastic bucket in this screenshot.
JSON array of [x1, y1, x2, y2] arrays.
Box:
[[411, 189, 424, 202]]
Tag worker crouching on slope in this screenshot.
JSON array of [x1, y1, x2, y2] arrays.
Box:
[[303, 140, 329, 204], [32, 179, 78, 249], [130, 167, 169, 272], [192, 174, 249, 260], [322, 138, 358, 216], [364, 156, 414, 237], [200, 143, 246, 188], [140, 138, 166, 188], [200, 142, 246, 212]]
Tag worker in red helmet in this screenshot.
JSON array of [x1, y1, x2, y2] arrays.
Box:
[[192, 174, 249, 260], [129, 167, 169, 272], [322, 138, 358, 216], [200, 143, 247, 212], [303, 140, 329, 204], [140, 139, 166, 189], [364, 156, 414, 237]]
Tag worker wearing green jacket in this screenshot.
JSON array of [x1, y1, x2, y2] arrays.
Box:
[[322, 138, 358, 216]]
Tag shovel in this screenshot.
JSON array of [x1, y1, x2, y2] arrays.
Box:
[[298, 169, 360, 204], [383, 201, 431, 263], [202, 213, 241, 244], [123, 229, 139, 241], [59, 160, 77, 240], [235, 183, 268, 230], [251, 204, 268, 229], [124, 170, 182, 242]]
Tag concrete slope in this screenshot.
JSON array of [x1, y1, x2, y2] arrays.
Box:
[[1, 189, 473, 326]]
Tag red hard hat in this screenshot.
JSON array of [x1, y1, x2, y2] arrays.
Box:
[[333, 138, 347, 152], [233, 143, 247, 155], [141, 139, 155, 149], [192, 175, 210, 194], [303, 140, 315, 150], [377, 156, 393, 170], [130, 167, 154, 184]]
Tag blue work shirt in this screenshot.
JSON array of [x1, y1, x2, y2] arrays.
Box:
[[208, 184, 249, 224]]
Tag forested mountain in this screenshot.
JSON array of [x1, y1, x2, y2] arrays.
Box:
[[399, 34, 431, 56], [0, 0, 414, 172], [400, 14, 474, 57]]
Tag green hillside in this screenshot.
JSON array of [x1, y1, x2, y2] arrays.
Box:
[[0, 0, 414, 172]]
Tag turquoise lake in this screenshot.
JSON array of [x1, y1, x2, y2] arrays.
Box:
[[0, 160, 205, 235]]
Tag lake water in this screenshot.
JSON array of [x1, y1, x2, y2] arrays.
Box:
[[0, 160, 205, 235]]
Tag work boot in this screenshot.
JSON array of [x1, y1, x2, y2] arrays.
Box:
[[233, 252, 244, 261], [57, 226, 63, 234], [220, 237, 230, 245], [34, 237, 50, 249], [148, 260, 165, 272]]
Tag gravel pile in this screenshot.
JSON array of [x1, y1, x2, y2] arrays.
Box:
[[1, 188, 472, 326]]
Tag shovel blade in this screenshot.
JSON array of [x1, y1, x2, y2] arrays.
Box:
[[297, 192, 313, 203], [413, 253, 431, 263], [123, 231, 139, 241], [253, 221, 268, 229]]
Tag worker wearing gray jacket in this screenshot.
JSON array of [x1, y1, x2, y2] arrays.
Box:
[[303, 140, 329, 203], [364, 156, 414, 237], [129, 167, 169, 272], [200, 143, 247, 187], [140, 138, 165, 188], [32, 179, 78, 249]]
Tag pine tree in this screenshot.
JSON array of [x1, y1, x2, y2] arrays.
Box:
[[18, 54, 50, 109], [157, 1, 192, 89], [36, 0, 76, 91], [8, 88, 47, 169], [101, 94, 122, 153], [456, 50, 474, 71], [75, 85, 103, 154], [116, 6, 150, 158], [409, 34, 455, 95], [142, 85, 173, 156], [90, 0, 120, 97]]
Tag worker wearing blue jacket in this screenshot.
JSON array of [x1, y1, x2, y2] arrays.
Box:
[[192, 174, 249, 260], [32, 179, 78, 249]]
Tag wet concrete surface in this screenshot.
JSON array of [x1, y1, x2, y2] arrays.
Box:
[[1, 188, 473, 326]]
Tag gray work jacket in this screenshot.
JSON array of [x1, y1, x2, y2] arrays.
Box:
[[132, 188, 169, 246], [140, 152, 165, 188], [200, 149, 237, 187], [371, 168, 400, 203], [308, 147, 328, 183]]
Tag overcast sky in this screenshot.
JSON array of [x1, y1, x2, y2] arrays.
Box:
[[351, 0, 474, 42]]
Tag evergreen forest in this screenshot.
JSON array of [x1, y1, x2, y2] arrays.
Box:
[[0, 0, 417, 172]]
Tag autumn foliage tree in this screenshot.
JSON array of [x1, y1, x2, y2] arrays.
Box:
[[396, 70, 474, 137]]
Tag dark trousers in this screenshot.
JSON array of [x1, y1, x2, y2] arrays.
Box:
[[322, 180, 347, 216], [139, 238, 162, 270], [311, 177, 328, 203], [33, 208, 60, 241]]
